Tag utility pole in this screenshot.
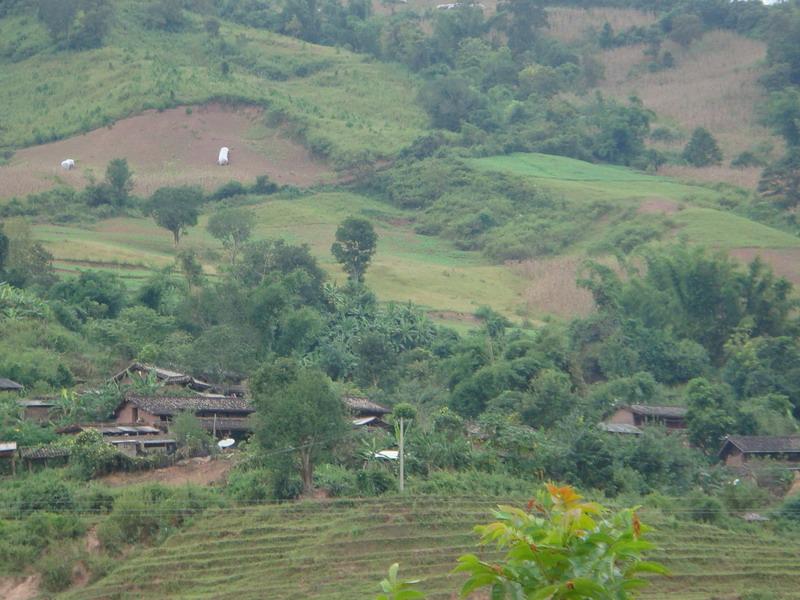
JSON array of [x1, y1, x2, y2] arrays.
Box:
[[399, 416, 405, 493]]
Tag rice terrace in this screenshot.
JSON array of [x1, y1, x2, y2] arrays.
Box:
[[2, 1, 800, 599]]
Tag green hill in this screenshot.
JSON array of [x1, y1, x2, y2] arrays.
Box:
[[0, 5, 426, 168], [61, 495, 800, 600]]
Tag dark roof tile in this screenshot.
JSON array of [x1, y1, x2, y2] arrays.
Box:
[[721, 435, 800, 455], [124, 395, 254, 416]]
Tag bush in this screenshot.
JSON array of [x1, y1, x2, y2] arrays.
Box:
[[212, 180, 248, 201], [226, 468, 273, 504], [356, 469, 396, 496], [15, 473, 75, 515], [686, 490, 728, 524], [778, 493, 800, 523], [39, 543, 81, 592], [314, 464, 358, 497]]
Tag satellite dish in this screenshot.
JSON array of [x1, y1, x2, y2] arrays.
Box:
[[218, 438, 235, 449]]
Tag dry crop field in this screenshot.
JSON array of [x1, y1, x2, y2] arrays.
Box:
[[0, 104, 335, 198]]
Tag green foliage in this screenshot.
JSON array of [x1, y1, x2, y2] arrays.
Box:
[[252, 361, 348, 494], [331, 217, 378, 283], [207, 208, 255, 264], [685, 378, 735, 452], [172, 411, 215, 458], [68, 429, 133, 479], [455, 484, 666, 598], [758, 147, 800, 209], [39, 542, 81, 592], [146, 186, 203, 245], [104, 158, 134, 206], [683, 127, 723, 167], [376, 563, 424, 600], [50, 270, 127, 321]]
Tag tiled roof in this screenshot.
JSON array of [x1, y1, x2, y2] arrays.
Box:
[[20, 446, 70, 460], [629, 404, 687, 418], [196, 417, 253, 432], [721, 435, 800, 455], [343, 396, 391, 416], [124, 395, 254, 416], [0, 377, 23, 391]]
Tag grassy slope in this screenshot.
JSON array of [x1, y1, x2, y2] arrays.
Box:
[[470, 152, 800, 253], [62, 496, 800, 600], [0, 5, 427, 162], [36, 191, 527, 317]]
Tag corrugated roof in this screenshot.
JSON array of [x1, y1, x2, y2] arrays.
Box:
[[107, 436, 176, 445], [0, 442, 18, 453], [343, 396, 391, 416], [124, 395, 254, 416], [599, 423, 643, 435], [629, 404, 688, 418], [0, 377, 23, 391], [721, 436, 800, 455], [18, 399, 55, 407]]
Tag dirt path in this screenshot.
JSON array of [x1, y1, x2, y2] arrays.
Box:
[[0, 575, 40, 600], [100, 455, 234, 487], [0, 103, 335, 198]]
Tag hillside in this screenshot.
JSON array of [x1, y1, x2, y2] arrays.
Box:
[[0, 5, 427, 169], [62, 495, 800, 600]]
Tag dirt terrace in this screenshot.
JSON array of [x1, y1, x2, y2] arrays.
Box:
[[0, 104, 334, 198]]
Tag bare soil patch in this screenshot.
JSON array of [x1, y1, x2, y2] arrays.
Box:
[[99, 455, 234, 487], [0, 104, 334, 198], [0, 575, 40, 600], [730, 247, 800, 285], [512, 256, 597, 318], [637, 198, 682, 215], [597, 31, 779, 188]]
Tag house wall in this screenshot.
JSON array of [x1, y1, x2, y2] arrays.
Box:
[[115, 402, 159, 426], [608, 408, 635, 425], [724, 448, 745, 467], [22, 406, 51, 423]]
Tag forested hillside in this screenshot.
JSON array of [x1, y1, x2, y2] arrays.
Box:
[[2, 0, 800, 598]]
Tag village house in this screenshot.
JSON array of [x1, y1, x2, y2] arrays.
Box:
[[111, 362, 246, 397], [17, 399, 55, 424], [344, 396, 392, 430], [719, 435, 800, 467], [114, 395, 255, 439], [0, 377, 23, 393], [607, 404, 688, 430], [57, 423, 176, 457]]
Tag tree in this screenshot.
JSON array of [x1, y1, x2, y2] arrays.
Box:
[[37, 0, 79, 44], [105, 158, 134, 206], [172, 411, 215, 457], [146, 186, 202, 245], [207, 208, 255, 264], [685, 377, 736, 452], [496, 0, 548, 56], [683, 127, 723, 167], [144, 0, 186, 31], [418, 75, 485, 131], [668, 13, 704, 47], [759, 147, 800, 209], [71, 0, 114, 50], [204, 18, 220, 37], [331, 217, 378, 283], [251, 361, 347, 495]]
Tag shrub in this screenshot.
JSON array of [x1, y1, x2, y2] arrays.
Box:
[[686, 490, 728, 524], [778, 493, 800, 523], [356, 469, 396, 496], [226, 468, 273, 504], [212, 180, 248, 201], [16, 473, 75, 515], [39, 543, 81, 592], [682, 127, 723, 167], [314, 464, 358, 497]]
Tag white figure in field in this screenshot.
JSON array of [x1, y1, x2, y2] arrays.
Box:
[[61, 159, 75, 170], [218, 147, 229, 166]]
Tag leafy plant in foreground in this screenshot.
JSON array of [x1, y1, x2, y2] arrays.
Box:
[[456, 484, 667, 599]]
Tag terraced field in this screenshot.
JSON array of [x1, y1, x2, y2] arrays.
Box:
[[63, 496, 800, 599]]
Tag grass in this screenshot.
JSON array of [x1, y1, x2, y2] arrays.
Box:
[[59, 495, 800, 600], [469, 152, 800, 254], [0, 5, 427, 166], [33, 192, 528, 321], [468, 152, 723, 205]]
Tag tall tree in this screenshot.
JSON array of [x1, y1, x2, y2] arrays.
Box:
[[146, 186, 202, 245], [251, 360, 347, 495], [496, 0, 548, 56], [759, 147, 800, 209], [105, 158, 134, 206], [331, 217, 378, 283], [37, 0, 79, 44], [207, 208, 255, 264], [683, 127, 723, 167]]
